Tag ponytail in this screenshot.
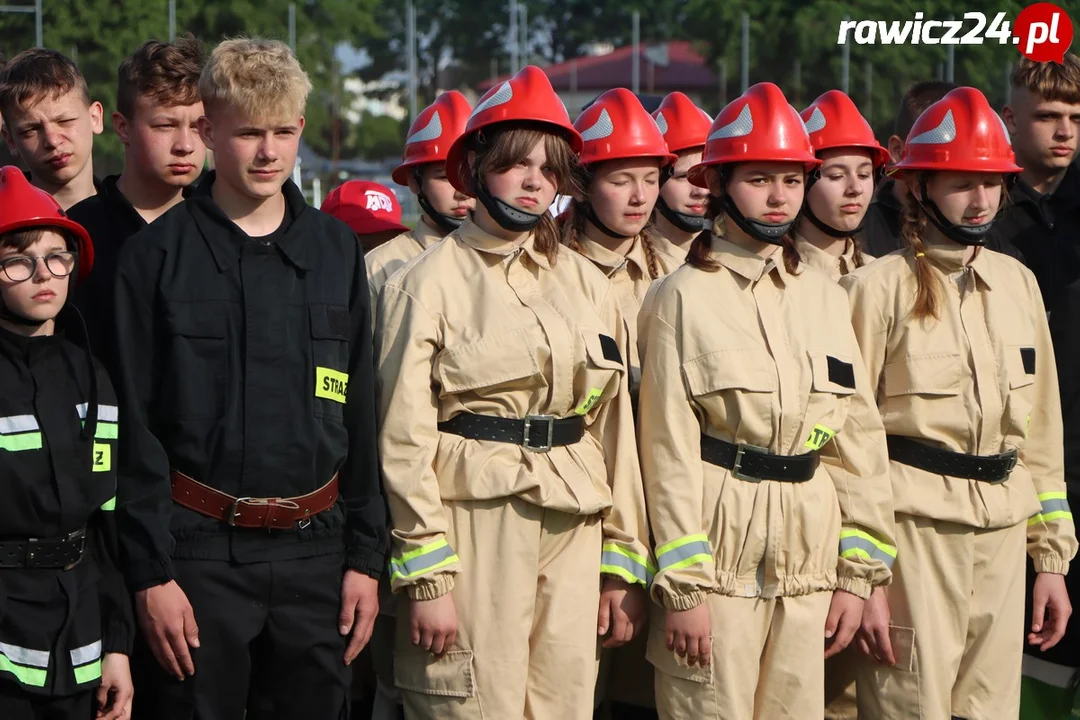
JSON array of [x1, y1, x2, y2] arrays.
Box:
[[641, 226, 662, 280], [900, 175, 942, 320], [849, 239, 866, 271], [780, 234, 801, 275], [559, 199, 588, 254]]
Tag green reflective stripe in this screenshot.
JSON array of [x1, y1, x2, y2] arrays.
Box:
[[0, 655, 47, 687], [839, 530, 897, 569], [76, 403, 118, 422], [100, 496, 116, 512], [0, 642, 49, 688], [0, 414, 38, 434], [73, 660, 101, 684], [0, 432, 42, 451], [81, 421, 118, 439], [655, 534, 712, 573], [390, 539, 459, 581], [600, 544, 655, 586], [1029, 511, 1074, 526]]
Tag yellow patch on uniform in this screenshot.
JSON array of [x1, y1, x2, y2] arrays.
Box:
[[92, 443, 111, 472], [575, 388, 604, 415], [315, 367, 349, 404], [1026, 414, 1031, 439], [804, 424, 836, 451]]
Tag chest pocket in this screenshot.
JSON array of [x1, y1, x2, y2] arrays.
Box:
[[435, 327, 542, 398], [1005, 345, 1037, 440], [682, 348, 777, 440], [165, 304, 227, 420], [575, 331, 625, 416], [809, 351, 857, 396], [883, 353, 963, 398], [310, 305, 351, 420]]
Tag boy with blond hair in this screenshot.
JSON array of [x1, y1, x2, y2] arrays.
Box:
[[113, 38, 385, 719], [0, 49, 103, 209]]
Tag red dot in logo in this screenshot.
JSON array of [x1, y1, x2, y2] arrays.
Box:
[[1014, 3, 1074, 63]]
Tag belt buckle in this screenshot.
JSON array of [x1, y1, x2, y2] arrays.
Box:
[[993, 449, 1019, 483], [228, 497, 254, 526], [522, 415, 555, 453], [732, 444, 769, 483]]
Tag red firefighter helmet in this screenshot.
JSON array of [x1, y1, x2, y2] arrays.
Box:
[[0, 166, 93, 281], [800, 90, 890, 167], [689, 82, 820, 188], [392, 91, 473, 186], [574, 88, 676, 167], [652, 92, 712, 154], [446, 66, 583, 195], [892, 86, 1022, 175]]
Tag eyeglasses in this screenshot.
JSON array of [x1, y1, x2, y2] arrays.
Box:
[[0, 252, 78, 283]]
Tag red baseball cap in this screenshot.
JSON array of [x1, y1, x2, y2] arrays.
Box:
[[321, 181, 411, 235]]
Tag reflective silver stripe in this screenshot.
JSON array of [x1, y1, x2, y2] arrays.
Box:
[[1041, 499, 1071, 515], [656, 539, 711, 572], [76, 404, 118, 422], [0, 415, 38, 434], [600, 549, 653, 585], [839, 535, 896, 569], [69, 640, 102, 667], [0, 642, 49, 668], [390, 544, 456, 578]]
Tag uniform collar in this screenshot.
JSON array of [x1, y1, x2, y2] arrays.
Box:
[[921, 238, 997, 289], [651, 232, 690, 264], [794, 233, 857, 276], [456, 217, 551, 269], [576, 229, 650, 278], [189, 172, 313, 272], [709, 226, 788, 286], [413, 217, 446, 249]]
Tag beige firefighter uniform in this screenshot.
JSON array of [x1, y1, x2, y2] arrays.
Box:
[[650, 232, 691, 276], [376, 219, 651, 720], [839, 242, 1078, 720], [366, 217, 445, 310], [791, 233, 876, 720], [637, 229, 897, 720], [794, 233, 873, 283]]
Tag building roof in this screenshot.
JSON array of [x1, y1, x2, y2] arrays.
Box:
[[478, 41, 717, 94]]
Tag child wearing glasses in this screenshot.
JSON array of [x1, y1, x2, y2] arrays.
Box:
[[0, 166, 133, 720]]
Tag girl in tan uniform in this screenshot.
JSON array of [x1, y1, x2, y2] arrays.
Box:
[[367, 91, 475, 308], [637, 82, 897, 720], [650, 92, 713, 275], [840, 87, 1077, 719], [794, 90, 887, 283], [376, 66, 651, 720], [791, 90, 891, 720], [560, 88, 674, 403]]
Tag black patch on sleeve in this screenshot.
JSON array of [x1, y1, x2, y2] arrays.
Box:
[[1021, 347, 1036, 375], [827, 356, 856, 389], [328, 306, 352, 337], [599, 334, 622, 364]]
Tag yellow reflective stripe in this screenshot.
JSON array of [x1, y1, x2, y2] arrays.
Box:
[[655, 534, 712, 573], [0, 432, 42, 452], [0, 655, 47, 687], [1039, 492, 1068, 501], [1030, 493, 1073, 525], [315, 367, 349, 403], [600, 543, 656, 586], [0, 642, 49, 688], [73, 660, 102, 684], [390, 538, 459, 581], [95, 422, 118, 440], [100, 496, 116, 512], [839, 529, 897, 557], [1029, 511, 1074, 526]]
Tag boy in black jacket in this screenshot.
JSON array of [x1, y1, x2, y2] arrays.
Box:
[[113, 38, 385, 719], [0, 166, 132, 719]]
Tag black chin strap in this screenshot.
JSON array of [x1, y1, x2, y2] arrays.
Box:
[[656, 196, 707, 233], [583, 201, 632, 239], [721, 194, 794, 246], [473, 171, 545, 233], [915, 176, 995, 247], [802, 170, 865, 238], [413, 169, 464, 235]]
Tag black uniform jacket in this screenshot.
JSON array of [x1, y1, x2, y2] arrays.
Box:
[[0, 310, 132, 696], [113, 173, 386, 592]]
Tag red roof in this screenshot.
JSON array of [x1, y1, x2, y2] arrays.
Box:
[[478, 41, 717, 93]]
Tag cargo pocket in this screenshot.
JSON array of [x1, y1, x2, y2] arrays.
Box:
[[883, 354, 962, 397], [0, 574, 62, 691], [310, 305, 351, 420], [395, 648, 483, 718], [807, 350, 857, 447], [682, 348, 776, 437], [857, 625, 922, 718], [164, 303, 227, 419], [576, 330, 625, 415], [646, 615, 719, 719]]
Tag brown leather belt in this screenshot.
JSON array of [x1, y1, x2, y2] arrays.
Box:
[[170, 470, 339, 530]]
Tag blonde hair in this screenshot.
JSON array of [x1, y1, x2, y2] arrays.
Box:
[[199, 38, 312, 121]]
